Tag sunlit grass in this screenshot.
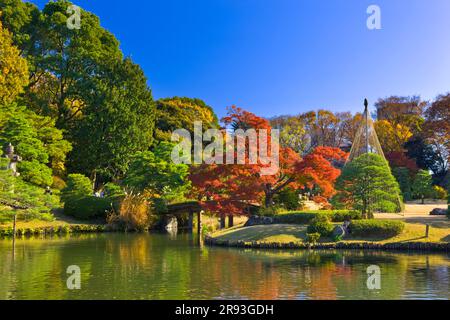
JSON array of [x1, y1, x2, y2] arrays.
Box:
[[212, 222, 450, 244]]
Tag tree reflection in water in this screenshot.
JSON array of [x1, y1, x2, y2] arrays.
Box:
[[0, 233, 449, 300]]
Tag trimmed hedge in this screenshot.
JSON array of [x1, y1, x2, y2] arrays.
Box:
[[306, 215, 334, 237], [349, 220, 405, 238], [64, 196, 112, 220], [274, 210, 361, 224]]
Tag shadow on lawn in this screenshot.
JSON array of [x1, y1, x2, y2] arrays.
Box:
[[215, 225, 307, 242]]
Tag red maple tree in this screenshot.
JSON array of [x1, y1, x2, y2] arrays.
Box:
[[189, 107, 348, 216], [385, 151, 419, 173]]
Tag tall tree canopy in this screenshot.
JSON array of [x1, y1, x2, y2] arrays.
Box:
[[374, 120, 413, 153], [68, 58, 155, 181], [270, 111, 360, 154], [1, 0, 123, 128], [0, 19, 28, 104], [423, 94, 450, 181], [270, 115, 310, 155], [1, 0, 155, 182], [154, 97, 219, 143], [375, 96, 426, 134]]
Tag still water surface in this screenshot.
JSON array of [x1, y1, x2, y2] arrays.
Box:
[[0, 233, 449, 300]]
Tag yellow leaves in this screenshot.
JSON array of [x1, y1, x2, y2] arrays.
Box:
[[374, 120, 413, 153], [0, 21, 29, 105]]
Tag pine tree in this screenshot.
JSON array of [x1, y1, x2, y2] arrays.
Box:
[[335, 153, 402, 218]]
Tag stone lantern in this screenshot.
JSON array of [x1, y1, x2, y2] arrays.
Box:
[[4, 143, 22, 177]]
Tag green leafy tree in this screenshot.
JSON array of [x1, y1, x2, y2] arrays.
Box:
[[61, 173, 92, 202], [0, 0, 41, 51], [1, 0, 122, 128], [0, 104, 71, 186], [273, 187, 301, 211], [0, 19, 29, 105], [406, 136, 447, 180], [270, 115, 310, 155], [68, 58, 155, 181], [411, 170, 434, 204], [0, 155, 59, 223], [154, 97, 219, 142], [392, 167, 413, 201], [123, 142, 190, 203], [1, 1, 155, 182], [335, 153, 402, 218]]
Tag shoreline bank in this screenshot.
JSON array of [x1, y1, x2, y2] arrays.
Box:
[[205, 235, 450, 252]]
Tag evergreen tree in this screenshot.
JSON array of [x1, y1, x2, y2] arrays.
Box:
[[335, 153, 402, 218], [411, 170, 434, 204], [0, 104, 71, 186], [392, 167, 413, 201]]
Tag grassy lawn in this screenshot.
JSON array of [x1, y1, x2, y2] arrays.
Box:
[[213, 224, 309, 243], [0, 209, 103, 230], [212, 221, 450, 244]]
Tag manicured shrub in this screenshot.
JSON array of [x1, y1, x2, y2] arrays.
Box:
[[433, 185, 448, 200], [61, 174, 92, 202], [329, 210, 362, 222], [258, 206, 284, 217], [307, 214, 334, 237], [349, 220, 405, 238], [64, 196, 112, 220], [0, 224, 107, 238], [274, 210, 361, 224], [305, 233, 321, 244]]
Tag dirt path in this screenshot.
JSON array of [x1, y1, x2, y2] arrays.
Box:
[[376, 203, 448, 226]]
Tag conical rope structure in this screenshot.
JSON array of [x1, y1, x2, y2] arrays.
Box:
[[347, 99, 386, 163], [346, 99, 404, 215]]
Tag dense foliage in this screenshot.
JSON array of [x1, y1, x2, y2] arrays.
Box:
[[0, 0, 449, 227], [349, 220, 405, 238], [154, 97, 219, 143], [335, 154, 402, 217], [123, 142, 190, 202], [306, 214, 334, 237], [190, 107, 348, 216], [0, 20, 28, 105], [411, 170, 434, 204], [0, 157, 59, 223], [273, 210, 361, 224]]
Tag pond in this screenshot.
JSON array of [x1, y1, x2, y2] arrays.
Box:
[[0, 233, 449, 300]]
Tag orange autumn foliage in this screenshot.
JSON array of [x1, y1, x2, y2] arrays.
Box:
[[189, 107, 348, 215]]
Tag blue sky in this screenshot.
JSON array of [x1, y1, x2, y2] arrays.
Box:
[[30, 0, 450, 119]]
